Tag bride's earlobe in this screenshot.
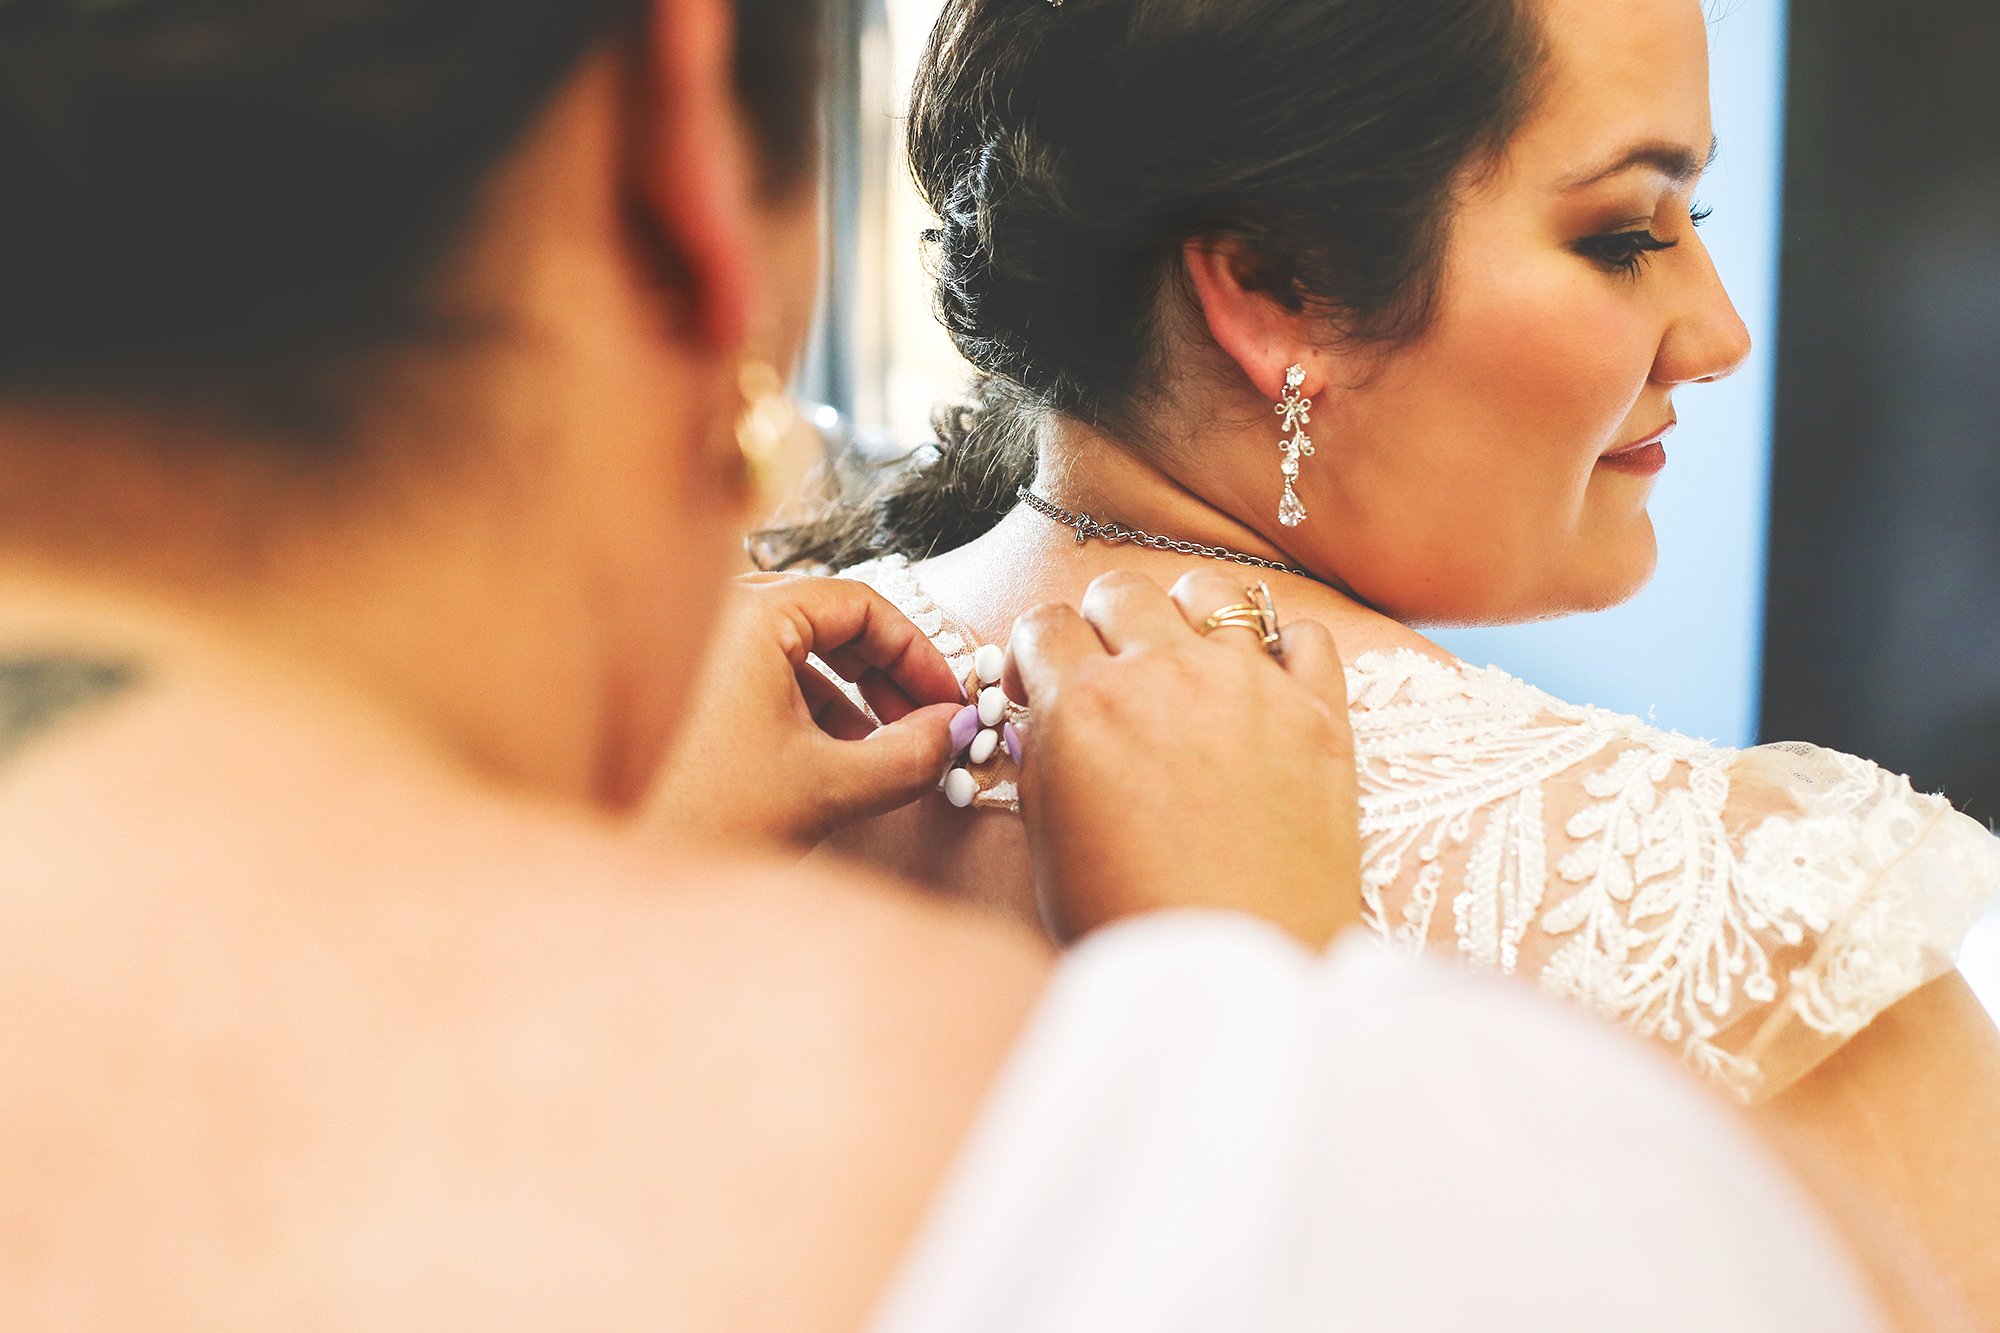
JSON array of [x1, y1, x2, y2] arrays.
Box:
[[1183, 241, 1323, 528]]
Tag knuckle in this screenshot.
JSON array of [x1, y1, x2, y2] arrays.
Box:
[[1089, 569, 1155, 594], [770, 603, 815, 661], [1287, 619, 1332, 648], [1014, 601, 1077, 637], [1170, 568, 1240, 603], [1082, 571, 1155, 612]]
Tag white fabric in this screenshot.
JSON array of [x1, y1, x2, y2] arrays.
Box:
[[1963, 906, 2000, 1022], [871, 915, 1885, 1333], [842, 554, 2000, 1102]]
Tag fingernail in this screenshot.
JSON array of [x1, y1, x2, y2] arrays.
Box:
[[1003, 722, 1024, 766], [949, 704, 982, 752]]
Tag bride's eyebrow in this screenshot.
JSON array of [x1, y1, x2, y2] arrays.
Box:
[[1560, 135, 1721, 192]]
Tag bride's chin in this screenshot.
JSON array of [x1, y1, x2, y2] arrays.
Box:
[[1353, 521, 1660, 626], [1572, 528, 1660, 615], [1412, 537, 1659, 627]]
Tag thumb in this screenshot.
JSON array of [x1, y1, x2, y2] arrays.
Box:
[[811, 701, 960, 832]]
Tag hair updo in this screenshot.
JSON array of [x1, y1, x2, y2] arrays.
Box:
[[763, 0, 1545, 570]]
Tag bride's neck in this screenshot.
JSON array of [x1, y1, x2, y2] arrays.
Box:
[[1027, 416, 1298, 570]]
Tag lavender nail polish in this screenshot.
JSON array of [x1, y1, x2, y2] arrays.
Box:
[[949, 704, 983, 753]]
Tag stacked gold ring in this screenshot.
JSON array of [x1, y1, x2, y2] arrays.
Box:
[[1199, 580, 1283, 655]]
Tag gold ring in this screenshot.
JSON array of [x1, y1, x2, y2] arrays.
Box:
[[1202, 608, 1265, 634], [1200, 581, 1283, 655], [1201, 608, 1262, 629]]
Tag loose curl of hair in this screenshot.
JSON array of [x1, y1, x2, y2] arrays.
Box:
[[763, 0, 1546, 571]]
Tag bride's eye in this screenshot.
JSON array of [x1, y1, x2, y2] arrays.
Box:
[[1576, 201, 1713, 278], [1576, 227, 1679, 277]]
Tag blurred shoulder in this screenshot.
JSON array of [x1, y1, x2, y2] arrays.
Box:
[[0, 691, 1054, 1326], [418, 795, 1059, 1088], [405, 815, 1056, 1327]]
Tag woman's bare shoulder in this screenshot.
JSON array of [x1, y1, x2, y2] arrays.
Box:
[[0, 713, 1052, 1327]]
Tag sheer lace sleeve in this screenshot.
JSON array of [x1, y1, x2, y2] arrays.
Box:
[[841, 558, 2000, 1103], [1352, 651, 2000, 1103]]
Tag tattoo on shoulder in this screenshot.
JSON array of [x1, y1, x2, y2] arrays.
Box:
[[0, 655, 143, 765]]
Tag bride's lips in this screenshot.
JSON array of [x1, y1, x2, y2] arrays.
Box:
[[1597, 418, 1676, 476]]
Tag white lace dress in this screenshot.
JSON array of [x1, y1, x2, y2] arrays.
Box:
[[841, 555, 2000, 1104]]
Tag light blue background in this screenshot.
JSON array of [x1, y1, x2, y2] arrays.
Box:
[[1434, 3, 1789, 748]]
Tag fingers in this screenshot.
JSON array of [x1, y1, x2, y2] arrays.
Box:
[[753, 575, 965, 711], [1004, 601, 1105, 708], [796, 660, 945, 744], [808, 701, 961, 832], [795, 662, 879, 742], [1274, 619, 1353, 741], [1078, 571, 1188, 654], [1168, 569, 1270, 653], [853, 667, 927, 726]]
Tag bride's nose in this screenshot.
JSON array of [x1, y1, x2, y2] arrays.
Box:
[[1654, 235, 1753, 387]]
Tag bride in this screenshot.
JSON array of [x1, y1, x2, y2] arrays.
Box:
[[773, 0, 2000, 1307]]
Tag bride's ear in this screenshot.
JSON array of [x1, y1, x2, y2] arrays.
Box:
[[627, 0, 756, 355], [1182, 239, 1322, 400]]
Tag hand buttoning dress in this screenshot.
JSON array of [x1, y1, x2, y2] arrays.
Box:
[[841, 555, 2000, 1104]]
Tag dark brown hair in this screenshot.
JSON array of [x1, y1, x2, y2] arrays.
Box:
[[0, 0, 820, 437], [763, 0, 1544, 570]]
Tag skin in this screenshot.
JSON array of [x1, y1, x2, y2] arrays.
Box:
[[829, 0, 2000, 1316], [1244, 0, 1749, 625], [0, 5, 1059, 1324], [0, 0, 1371, 1324], [1006, 569, 1359, 948], [0, 0, 1948, 1323]]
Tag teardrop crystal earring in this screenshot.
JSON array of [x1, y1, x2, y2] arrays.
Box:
[[1275, 364, 1315, 528]]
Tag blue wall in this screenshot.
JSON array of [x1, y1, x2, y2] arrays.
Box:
[[1435, 3, 1789, 748]]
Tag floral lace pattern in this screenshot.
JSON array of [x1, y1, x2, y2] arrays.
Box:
[[840, 556, 2000, 1102]]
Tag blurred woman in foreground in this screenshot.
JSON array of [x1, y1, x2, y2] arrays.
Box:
[[0, 1, 1947, 1327]]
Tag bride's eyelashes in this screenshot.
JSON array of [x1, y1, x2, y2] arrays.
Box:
[[1577, 227, 1677, 276], [1575, 200, 1714, 278]]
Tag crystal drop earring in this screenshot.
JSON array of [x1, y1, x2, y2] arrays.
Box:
[[1275, 364, 1315, 528]]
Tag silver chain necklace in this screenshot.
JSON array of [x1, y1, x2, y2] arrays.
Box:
[[1016, 486, 1310, 577]]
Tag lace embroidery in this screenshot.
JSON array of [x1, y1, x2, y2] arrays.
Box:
[[841, 556, 2000, 1101]]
